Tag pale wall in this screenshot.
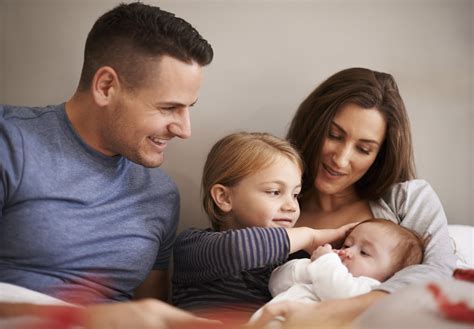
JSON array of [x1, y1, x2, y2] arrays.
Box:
[[1, 0, 472, 229]]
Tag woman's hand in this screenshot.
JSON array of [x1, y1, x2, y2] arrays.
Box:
[[250, 290, 388, 329]]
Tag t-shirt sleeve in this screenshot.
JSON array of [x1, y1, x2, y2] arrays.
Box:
[[173, 227, 290, 283], [0, 114, 24, 216], [376, 180, 457, 293], [152, 186, 180, 270]]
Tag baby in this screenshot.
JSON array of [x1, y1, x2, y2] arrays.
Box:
[[250, 218, 425, 324]]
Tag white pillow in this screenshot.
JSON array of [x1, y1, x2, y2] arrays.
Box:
[[0, 283, 71, 305], [448, 224, 474, 269]]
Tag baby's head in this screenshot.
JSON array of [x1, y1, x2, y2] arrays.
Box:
[[339, 219, 425, 282], [202, 132, 303, 231]]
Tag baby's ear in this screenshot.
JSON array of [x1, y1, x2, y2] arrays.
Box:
[[210, 184, 233, 213]]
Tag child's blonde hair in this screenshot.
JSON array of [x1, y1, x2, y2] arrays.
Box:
[[202, 132, 304, 231]]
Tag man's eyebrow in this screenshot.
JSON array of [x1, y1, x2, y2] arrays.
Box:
[[332, 122, 381, 146], [157, 99, 198, 107]]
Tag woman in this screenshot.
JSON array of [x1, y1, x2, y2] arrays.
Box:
[[254, 67, 456, 327]]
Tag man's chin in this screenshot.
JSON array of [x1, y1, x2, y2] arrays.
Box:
[[128, 154, 164, 168]]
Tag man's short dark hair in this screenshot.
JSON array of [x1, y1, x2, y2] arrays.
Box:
[[78, 2, 213, 91]]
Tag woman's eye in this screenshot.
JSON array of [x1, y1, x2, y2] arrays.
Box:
[[357, 146, 371, 155], [328, 132, 342, 140]]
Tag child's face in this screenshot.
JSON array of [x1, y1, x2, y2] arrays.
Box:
[[224, 156, 302, 229], [339, 223, 398, 281]]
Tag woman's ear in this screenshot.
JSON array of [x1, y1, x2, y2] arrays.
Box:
[[210, 184, 233, 213], [91, 66, 120, 107]]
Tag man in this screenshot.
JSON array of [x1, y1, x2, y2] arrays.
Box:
[[0, 2, 216, 328]]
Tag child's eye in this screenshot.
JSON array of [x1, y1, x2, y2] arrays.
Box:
[[266, 190, 280, 196], [292, 193, 299, 199], [342, 244, 350, 249], [360, 250, 370, 256]]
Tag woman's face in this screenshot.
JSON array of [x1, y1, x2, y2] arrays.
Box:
[[315, 103, 387, 196]]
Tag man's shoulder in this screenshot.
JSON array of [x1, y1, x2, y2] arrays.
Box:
[[140, 166, 179, 192], [1, 104, 62, 121]]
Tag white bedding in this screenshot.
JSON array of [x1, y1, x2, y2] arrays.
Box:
[[448, 224, 474, 269]]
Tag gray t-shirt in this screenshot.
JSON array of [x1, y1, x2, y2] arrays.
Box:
[[369, 179, 457, 293], [0, 104, 179, 303]]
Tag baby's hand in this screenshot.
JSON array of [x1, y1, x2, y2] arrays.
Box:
[[311, 244, 333, 261]]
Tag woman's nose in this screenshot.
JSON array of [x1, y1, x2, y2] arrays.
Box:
[[332, 144, 351, 168]]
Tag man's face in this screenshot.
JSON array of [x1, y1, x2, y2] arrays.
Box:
[[102, 55, 203, 168]]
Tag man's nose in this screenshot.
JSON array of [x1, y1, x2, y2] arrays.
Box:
[[169, 107, 191, 139]]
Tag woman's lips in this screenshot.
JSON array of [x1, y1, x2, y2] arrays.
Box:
[[323, 163, 345, 177]]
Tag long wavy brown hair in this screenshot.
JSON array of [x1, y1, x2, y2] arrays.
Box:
[[287, 67, 415, 200]]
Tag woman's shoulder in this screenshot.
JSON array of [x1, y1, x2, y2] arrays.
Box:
[[371, 179, 440, 223], [382, 179, 436, 203]]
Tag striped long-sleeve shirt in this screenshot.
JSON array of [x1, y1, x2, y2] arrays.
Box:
[[171, 226, 290, 315]]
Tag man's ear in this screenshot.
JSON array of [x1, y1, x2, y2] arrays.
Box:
[[210, 184, 233, 213], [91, 66, 120, 107]]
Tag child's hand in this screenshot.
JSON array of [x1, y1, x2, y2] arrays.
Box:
[[310, 244, 333, 261], [306, 222, 358, 253]]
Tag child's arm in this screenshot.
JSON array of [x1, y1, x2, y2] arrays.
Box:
[[173, 224, 355, 284], [308, 248, 380, 300], [173, 227, 290, 283], [287, 223, 357, 254]]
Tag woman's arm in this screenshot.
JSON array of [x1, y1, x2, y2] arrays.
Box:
[[251, 290, 388, 328], [376, 180, 456, 293]]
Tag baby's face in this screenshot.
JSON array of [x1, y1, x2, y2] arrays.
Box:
[[339, 223, 398, 281]]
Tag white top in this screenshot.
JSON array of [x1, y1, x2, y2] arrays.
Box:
[[269, 253, 380, 301]]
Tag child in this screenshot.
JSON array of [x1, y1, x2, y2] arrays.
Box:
[[250, 218, 425, 325], [171, 132, 355, 321]]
